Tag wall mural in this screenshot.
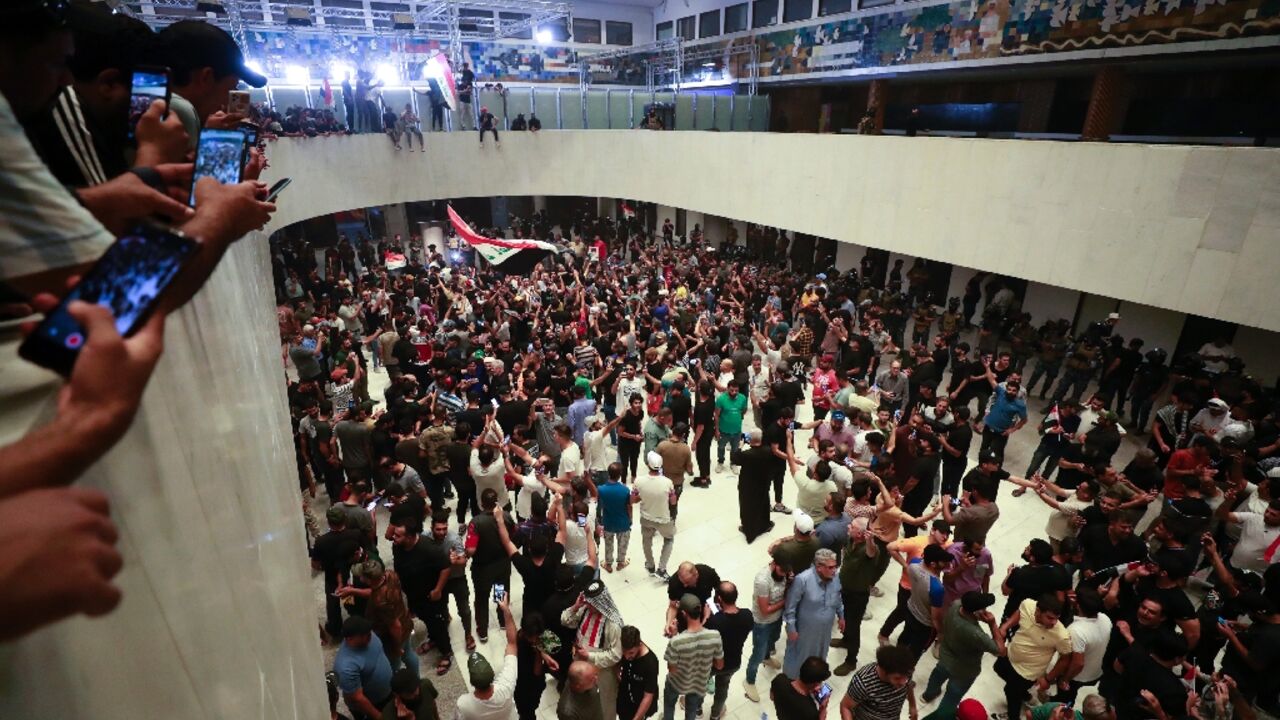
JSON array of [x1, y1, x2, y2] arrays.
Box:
[[747, 0, 1280, 77], [242, 0, 1279, 88]]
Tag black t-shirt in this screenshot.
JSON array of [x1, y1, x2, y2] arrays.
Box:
[[1222, 622, 1280, 713], [762, 423, 788, 466], [667, 564, 720, 604], [775, 380, 803, 408], [760, 398, 785, 428], [445, 441, 473, 483], [310, 528, 364, 581], [456, 409, 486, 439], [389, 494, 428, 528], [1078, 524, 1147, 574], [693, 398, 715, 436], [907, 454, 941, 499], [705, 609, 755, 670], [619, 409, 644, 444], [393, 538, 450, 607], [1115, 647, 1187, 720], [961, 467, 1008, 501], [1054, 443, 1090, 490], [1001, 562, 1071, 619], [944, 422, 973, 460], [668, 393, 692, 427], [1127, 577, 1196, 624], [770, 675, 820, 720], [618, 649, 661, 717], [511, 542, 565, 614]]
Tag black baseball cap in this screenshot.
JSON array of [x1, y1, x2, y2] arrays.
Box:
[[158, 20, 267, 88]]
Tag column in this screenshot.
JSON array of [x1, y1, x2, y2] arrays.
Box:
[[382, 203, 410, 241], [597, 197, 614, 220], [1016, 79, 1056, 134], [867, 79, 889, 133], [1082, 67, 1126, 142], [532, 195, 547, 214]]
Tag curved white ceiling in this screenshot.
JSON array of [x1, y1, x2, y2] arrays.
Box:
[[261, 131, 1280, 332]]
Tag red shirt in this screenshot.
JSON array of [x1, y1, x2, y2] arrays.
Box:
[[1162, 449, 1203, 499]]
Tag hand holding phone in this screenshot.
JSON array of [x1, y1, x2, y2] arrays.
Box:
[[189, 129, 249, 206], [493, 583, 506, 603], [128, 66, 170, 140], [265, 177, 292, 203], [19, 224, 199, 376], [227, 90, 251, 116]]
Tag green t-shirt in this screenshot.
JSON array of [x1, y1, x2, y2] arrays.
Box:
[[574, 374, 595, 400], [715, 392, 748, 435], [937, 602, 998, 682], [839, 539, 891, 591], [1031, 704, 1083, 720]]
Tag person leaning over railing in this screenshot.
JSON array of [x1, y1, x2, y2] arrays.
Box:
[[0, 0, 275, 642]]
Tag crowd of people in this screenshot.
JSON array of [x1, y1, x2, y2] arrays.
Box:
[[277, 205, 1279, 720]]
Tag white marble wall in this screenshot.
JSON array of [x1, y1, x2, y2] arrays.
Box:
[[262, 131, 1280, 332], [0, 234, 328, 720]]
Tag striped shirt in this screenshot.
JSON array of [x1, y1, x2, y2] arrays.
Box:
[[0, 93, 113, 281], [663, 627, 723, 696], [845, 663, 908, 720]]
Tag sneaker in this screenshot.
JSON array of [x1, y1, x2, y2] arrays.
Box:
[[922, 691, 940, 704], [869, 586, 885, 598], [656, 569, 670, 581], [772, 503, 792, 514], [763, 657, 781, 670], [716, 463, 726, 473], [833, 662, 857, 677], [646, 566, 657, 577], [744, 683, 760, 702]]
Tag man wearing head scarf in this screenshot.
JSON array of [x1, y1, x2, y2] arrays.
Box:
[[563, 579, 625, 720]]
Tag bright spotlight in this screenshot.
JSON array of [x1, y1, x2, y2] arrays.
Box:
[[375, 62, 401, 86], [284, 64, 310, 85], [535, 28, 553, 44], [329, 60, 354, 80]]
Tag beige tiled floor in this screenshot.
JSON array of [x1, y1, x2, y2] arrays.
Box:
[[318, 335, 1148, 720]]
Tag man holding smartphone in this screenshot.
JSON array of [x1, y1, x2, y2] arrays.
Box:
[[156, 21, 267, 148]]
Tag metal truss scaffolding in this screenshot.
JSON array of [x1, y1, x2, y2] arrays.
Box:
[[576, 38, 682, 93], [646, 38, 759, 95]]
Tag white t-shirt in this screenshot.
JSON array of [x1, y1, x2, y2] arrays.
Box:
[[636, 472, 674, 523], [1198, 342, 1236, 373], [583, 429, 610, 473], [563, 507, 596, 566], [1045, 496, 1091, 541], [1069, 614, 1113, 682], [1190, 409, 1229, 439], [470, 450, 508, 508], [615, 377, 646, 410], [514, 473, 547, 519], [1231, 512, 1280, 574], [559, 443, 584, 481], [455, 654, 518, 720]]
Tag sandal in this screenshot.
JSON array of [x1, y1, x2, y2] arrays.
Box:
[[417, 640, 434, 655], [465, 636, 476, 652], [1011, 488, 1026, 497], [617, 560, 629, 570], [603, 562, 613, 573], [436, 656, 453, 676]]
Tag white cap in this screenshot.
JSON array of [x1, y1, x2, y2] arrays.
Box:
[[1207, 398, 1229, 410], [646, 451, 664, 470], [793, 510, 815, 534]]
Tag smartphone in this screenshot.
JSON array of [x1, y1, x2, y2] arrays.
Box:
[[238, 121, 259, 146], [18, 224, 199, 376], [228, 89, 251, 116], [128, 66, 169, 139], [491, 398, 500, 409], [951, 497, 962, 508], [493, 583, 506, 602], [789, 421, 798, 430], [577, 514, 588, 528], [265, 177, 292, 203], [815, 682, 833, 702], [189, 128, 247, 205]]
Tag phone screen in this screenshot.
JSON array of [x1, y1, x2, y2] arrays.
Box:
[[577, 514, 588, 528], [239, 123, 259, 146], [19, 225, 199, 376], [189, 129, 247, 206], [815, 683, 833, 702], [128, 69, 168, 140], [493, 583, 506, 602], [265, 177, 292, 203]]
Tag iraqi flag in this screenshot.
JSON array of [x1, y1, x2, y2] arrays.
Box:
[[447, 205, 556, 275], [423, 52, 459, 111], [621, 202, 636, 220]]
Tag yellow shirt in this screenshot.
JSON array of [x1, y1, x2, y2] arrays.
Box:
[[1008, 598, 1073, 680]]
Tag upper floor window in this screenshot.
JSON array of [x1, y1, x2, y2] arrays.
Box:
[[724, 3, 749, 32], [752, 0, 778, 27], [606, 20, 633, 45], [656, 20, 674, 40], [699, 9, 721, 37]]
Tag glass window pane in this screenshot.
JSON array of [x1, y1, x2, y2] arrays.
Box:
[[560, 90, 584, 129], [677, 15, 696, 40], [608, 89, 632, 128], [585, 91, 608, 128], [572, 18, 601, 43], [783, 0, 812, 22], [533, 87, 557, 128], [724, 3, 748, 32], [656, 20, 673, 40], [538, 19, 569, 41], [752, 0, 778, 27], [605, 20, 633, 45], [715, 95, 734, 131], [818, 0, 851, 14], [694, 93, 714, 129], [699, 10, 720, 37]]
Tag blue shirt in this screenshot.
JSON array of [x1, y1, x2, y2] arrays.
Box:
[[567, 398, 597, 446], [334, 633, 393, 703], [982, 384, 1028, 433], [597, 480, 632, 532]]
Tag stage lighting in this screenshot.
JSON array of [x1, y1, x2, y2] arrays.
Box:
[[535, 28, 553, 44], [329, 60, 355, 80], [392, 12, 415, 30], [376, 62, 401, 85], [284, 64, 310, 85]]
